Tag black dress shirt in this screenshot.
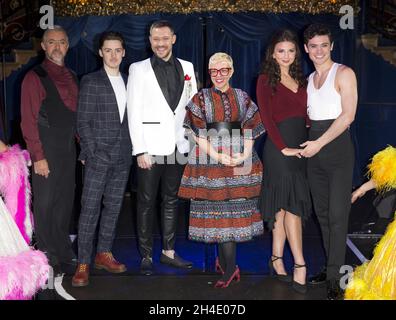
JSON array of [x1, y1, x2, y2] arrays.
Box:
[[151, 54, 184, 112]]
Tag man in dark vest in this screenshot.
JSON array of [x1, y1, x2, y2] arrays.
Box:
[[71, 31, 132, 287], [21, 26, 78, 274]]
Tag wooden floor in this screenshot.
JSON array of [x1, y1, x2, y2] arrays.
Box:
[[35, 193, 378, 300]]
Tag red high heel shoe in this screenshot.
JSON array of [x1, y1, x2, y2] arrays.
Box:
[[214, 266, 240, 288], [215, 257, 225, 275]]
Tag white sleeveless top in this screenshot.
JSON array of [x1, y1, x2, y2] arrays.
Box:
[[307, 63, 342, 121]]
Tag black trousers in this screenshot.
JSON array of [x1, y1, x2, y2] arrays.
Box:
[[307, 120, 354, 280], [136, 151, 185, 258], [32, 144, 76, 267]]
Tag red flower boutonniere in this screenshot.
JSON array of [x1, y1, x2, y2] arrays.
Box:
[[184, 74, 193, 98]]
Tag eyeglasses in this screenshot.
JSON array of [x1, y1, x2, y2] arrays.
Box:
[[208, 68, 231, 77]]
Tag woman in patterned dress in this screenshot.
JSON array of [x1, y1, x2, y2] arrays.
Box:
[[178, 52, 265, 288]]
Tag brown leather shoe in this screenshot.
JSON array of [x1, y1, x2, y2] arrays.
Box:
[[94, 252, 127, 273], [72, 264, 89, 287]]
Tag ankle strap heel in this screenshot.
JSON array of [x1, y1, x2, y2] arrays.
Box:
[[268, 255, 292, 283], [271, 255, 283, 262], [292, 263, 307, 294]]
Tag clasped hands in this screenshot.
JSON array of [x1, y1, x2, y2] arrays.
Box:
[[282, 140, 323, 158], [216, 152, 249, 166]]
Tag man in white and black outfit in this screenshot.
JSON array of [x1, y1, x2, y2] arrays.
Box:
[[127, 20, 197, 275], [301, 24, 358, 300]]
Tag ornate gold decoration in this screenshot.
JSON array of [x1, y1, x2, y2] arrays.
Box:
[[53, 1, 359, 17]]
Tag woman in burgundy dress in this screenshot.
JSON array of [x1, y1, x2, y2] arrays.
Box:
[[256, 29, 311, 293]]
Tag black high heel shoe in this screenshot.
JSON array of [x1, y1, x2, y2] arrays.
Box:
[[292, 263, 307, 294], [268, 255, 292, 283]]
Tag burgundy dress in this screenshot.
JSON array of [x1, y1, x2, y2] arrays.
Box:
[[256, 74, 312, 228]]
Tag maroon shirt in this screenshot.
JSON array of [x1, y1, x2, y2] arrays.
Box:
[[256, 74, 309, 151], [20, 59, 78, 162]]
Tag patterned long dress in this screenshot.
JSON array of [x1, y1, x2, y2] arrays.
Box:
[[178, 87, 265, 243]]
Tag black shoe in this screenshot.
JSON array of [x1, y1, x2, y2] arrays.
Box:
[[160, 253, 192, 269], [140, 257, 153, 275], [292, 264, 307, 294], [308, 269, 327, 285], [268, 255, 292, 283], [52, 263, 65, 278], [327, 279, 344, 300]]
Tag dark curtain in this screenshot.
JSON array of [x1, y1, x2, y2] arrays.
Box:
[[55, 12, 356, 92], [9, 12, 395, 187], [53, 13, 359, 182], [57, 14, 204, 79], [205, 12, 356, 98]]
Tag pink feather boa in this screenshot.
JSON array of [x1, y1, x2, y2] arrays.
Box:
[[0, 144, 50, 300], [0, 250, 49, 300], [0, 145, 33, 244]]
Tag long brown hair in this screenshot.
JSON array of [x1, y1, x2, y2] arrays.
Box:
[[260, 29, 307, 93]]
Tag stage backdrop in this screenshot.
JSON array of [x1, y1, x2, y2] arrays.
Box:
[[56, 13, 356, 96], [3, 12, 396, 184], [56, 12, 363, 179]]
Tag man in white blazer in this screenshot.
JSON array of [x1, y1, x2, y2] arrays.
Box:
[[127, 20, 197, 275]]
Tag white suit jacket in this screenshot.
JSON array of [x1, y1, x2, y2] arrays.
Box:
[[127, 57, 197, 156]]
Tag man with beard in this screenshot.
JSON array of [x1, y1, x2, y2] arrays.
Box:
[[127, 20, 197, 275], [21, 26, 78, 274]]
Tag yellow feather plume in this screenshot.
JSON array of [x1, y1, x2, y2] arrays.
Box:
[[345, 214, 396, 300], [345, 277, 367, 300], [367, 146, 396, 192], [346, 146, 396, 300]]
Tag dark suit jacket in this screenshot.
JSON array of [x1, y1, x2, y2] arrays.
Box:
[[77, 68, 132, 166]]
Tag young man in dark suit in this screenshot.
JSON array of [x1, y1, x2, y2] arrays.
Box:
[[72, 31, 132, 287]]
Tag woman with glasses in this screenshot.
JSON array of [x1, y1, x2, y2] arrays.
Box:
[[178, 52, 265, 288], [256, 29, 311, 294]]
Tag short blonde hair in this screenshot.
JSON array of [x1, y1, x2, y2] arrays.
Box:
[[208, 52, 233, 69]]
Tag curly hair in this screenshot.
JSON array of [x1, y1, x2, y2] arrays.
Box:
[[303, 23, 333, 45], [260, 29, 307, 93]]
